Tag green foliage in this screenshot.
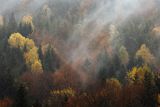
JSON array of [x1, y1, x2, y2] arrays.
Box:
[[143, 70, 157, 107], [43, 44, 60, 72]]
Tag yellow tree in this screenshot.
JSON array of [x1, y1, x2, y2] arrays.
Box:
[[31, 60, 43, 73], [8, 33, 26, 49], [8, 32, 43, 73], [136, 44, 155, 65], [25, 38, 35, 51], [127, 65, 151, 84], [24, 47, 43, 73]]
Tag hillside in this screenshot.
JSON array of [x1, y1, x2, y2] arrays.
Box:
[[0, 0, 160, 107]]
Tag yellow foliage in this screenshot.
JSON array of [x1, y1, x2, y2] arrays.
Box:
[[24, 47, 38, 65], [136, 44, 155, 64], [25, 38, 35, 51], [8, 32, 43, 73], [8, 33, 26, 49], [31, 60, 43, 73], [24, 47, 42, 73], [51, 88, 75, 97], [127, 65, 150, 83], [127, 67, 138, 81]]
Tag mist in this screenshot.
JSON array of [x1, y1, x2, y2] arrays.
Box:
[[67, 0, 155, 66], [0, 0, 158, 75], [0, 0, 160, 106]]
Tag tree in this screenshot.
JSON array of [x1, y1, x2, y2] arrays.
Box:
[[127, 65, 151, 84], [24, 47, 43, 73], [104, 78, 122, 107], [19, 15, 34, 37], [96, 49, 110, 82], [8, 33, 43, 73], [143, 70, 157, 107], [43, 44, 60, 72], [32, 100, 42, 107], [15, 84, 29, 107], [119, 46, 129, 66], [31, 60, 43, 73], [136, 44, 155, 65], [0, 70, 16, 98], [38, 45, 43, 62], [8, 33, 26, 50], [7, 12, 17, 34], [118, 46, 129, 83]]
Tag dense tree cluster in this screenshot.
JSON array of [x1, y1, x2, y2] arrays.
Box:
[[0, 0, 160, 107]]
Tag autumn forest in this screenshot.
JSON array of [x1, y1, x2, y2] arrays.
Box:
[[0, 0, 160, 107]]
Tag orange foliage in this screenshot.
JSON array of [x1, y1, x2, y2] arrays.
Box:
[[0, 98, 13, 107]]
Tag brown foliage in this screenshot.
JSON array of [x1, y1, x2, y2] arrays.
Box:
[[21, 72, 53, 101], [52, 64, 81, 89]]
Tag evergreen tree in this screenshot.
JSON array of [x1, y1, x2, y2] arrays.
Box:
[[33, 99, 42, 107], [19, 15, 34, 37], [15, 84, 29, 107], [43, 44, 60, 72], [7, 12, 17, 35], [143, 71, 157, 107]]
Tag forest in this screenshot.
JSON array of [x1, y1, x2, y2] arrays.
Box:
[[0, 0, 160, 107]]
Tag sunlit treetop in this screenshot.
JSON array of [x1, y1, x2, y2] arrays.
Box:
[[31, 60, 43, 73], [21, 15, 33, 25], [136, 44, 155, 64], [8, 33, 26, 49], [8, 32, 35, 50], [25, 38, 35, 51], [19, 15, 34, 36], [8, 32, 43, 73], [127, 65, 151, 84], [51, 87, 75, 97], [24, 47, 39, 65], [24, 47, 43, 73]]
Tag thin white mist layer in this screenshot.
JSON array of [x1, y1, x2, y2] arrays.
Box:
[[68, 0, 155, 64]]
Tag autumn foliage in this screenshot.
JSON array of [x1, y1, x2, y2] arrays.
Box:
[[0, 0, 160, 107]]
